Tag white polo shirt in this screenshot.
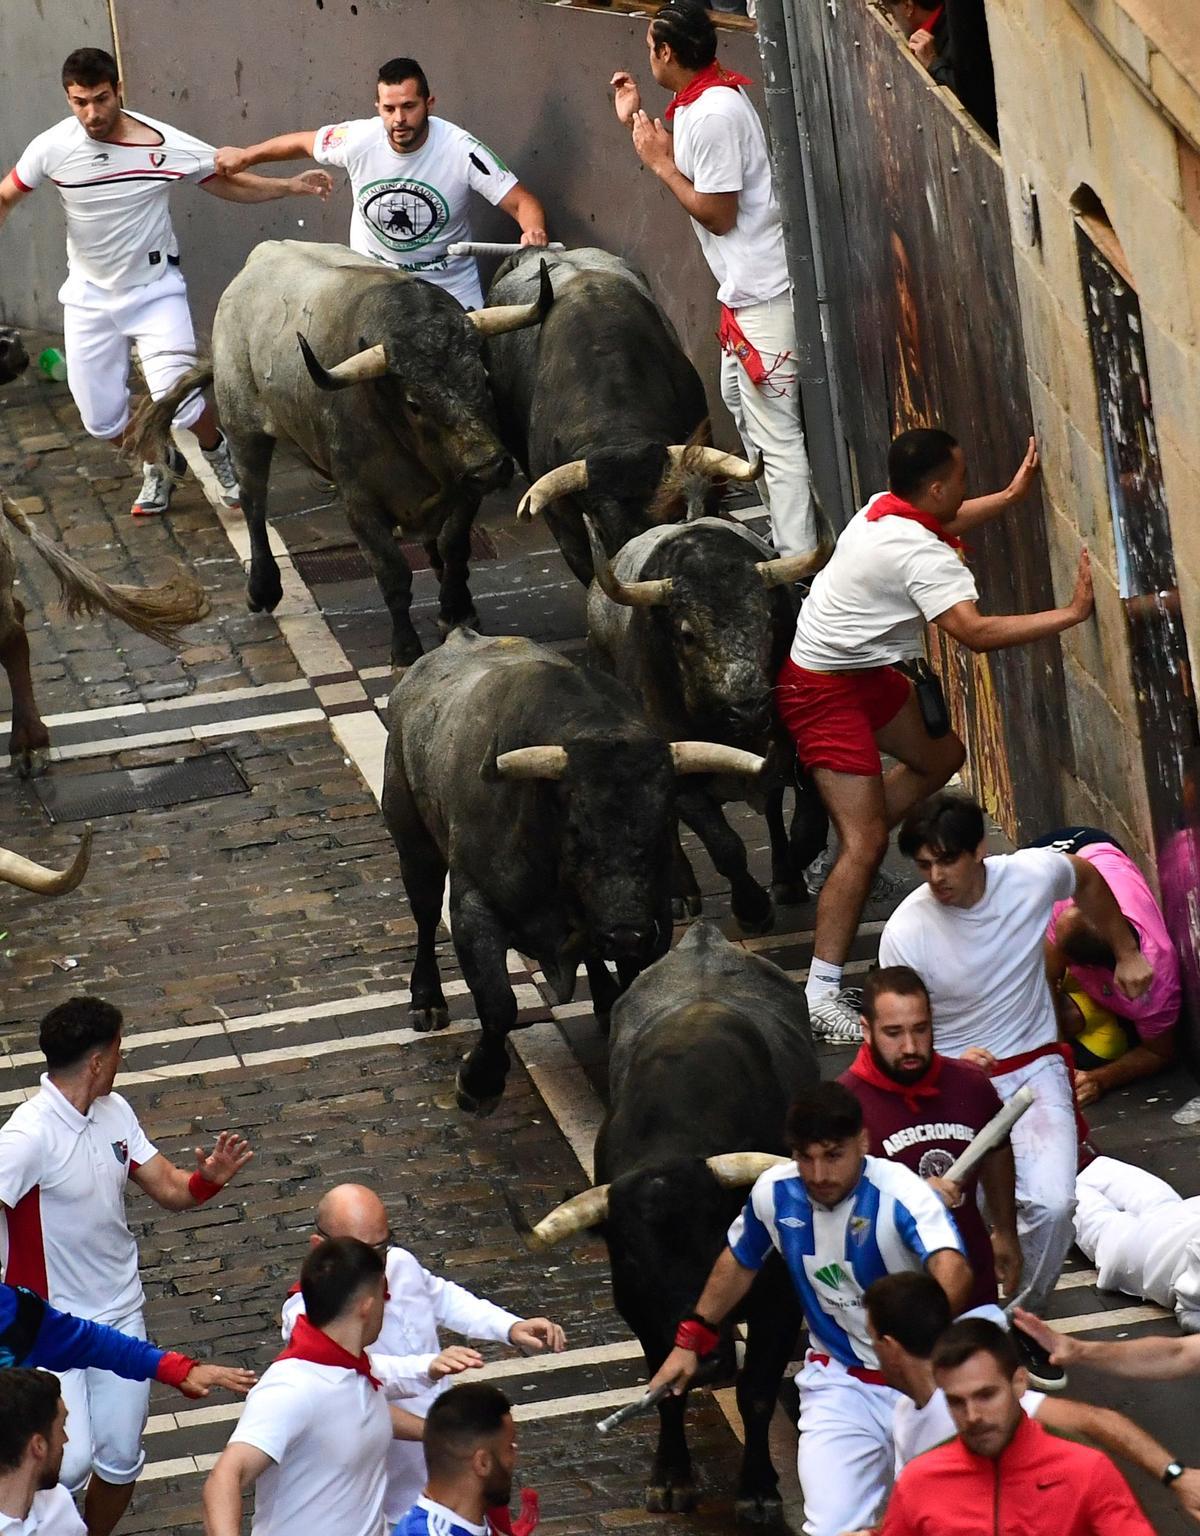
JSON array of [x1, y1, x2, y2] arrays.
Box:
[[0, 1077, 156, 1323], [230, 1357, 393, 1536], [878, 849, 1078, 1059], [790, 497, 978, 671], [0, 1485, 86, 1536], [12, 111, 216, 293], [672, 87, 789, 309]]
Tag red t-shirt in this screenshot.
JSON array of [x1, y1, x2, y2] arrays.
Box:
[[839, 1056, 1004, 1311]]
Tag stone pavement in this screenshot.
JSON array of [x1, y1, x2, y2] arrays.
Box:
[[2, 341, 1199, 1534]]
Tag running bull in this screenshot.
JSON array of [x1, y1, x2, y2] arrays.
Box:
[[586, 516, 830, 932], [381, 629, 766, 1111], [135, 241, 552, 665], [532, 921, 817, 1520], [484, 247, 764, 584]]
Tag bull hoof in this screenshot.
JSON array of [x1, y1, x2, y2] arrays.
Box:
[[732, 891, 775, 937], [771, 879, 810, 907], [10, 746, 50, 779], [671, 894, 703, 922], [645, 1483, 697, 1514], [410, 1004, 450, 1033], [437, 609, 480, 639], [735, 1494, 783, 1525], [454, 1066, 502, 1116]]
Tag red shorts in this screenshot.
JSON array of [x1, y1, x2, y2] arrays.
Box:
[[775, 657, 911, 777]]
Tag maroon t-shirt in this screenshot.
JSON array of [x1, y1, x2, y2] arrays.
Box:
[[839, 1057, 1005, 1311]]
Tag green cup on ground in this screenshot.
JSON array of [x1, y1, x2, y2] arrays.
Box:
[[37, 347, 67, 382]]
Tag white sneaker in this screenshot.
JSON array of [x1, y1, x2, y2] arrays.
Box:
[[202, 432, 241, 506], [131, 446, 187, 517], [805, 846, 902, 904], [809, 989, 866, 1043]]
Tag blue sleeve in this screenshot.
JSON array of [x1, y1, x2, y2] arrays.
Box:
[[28, 1295, 165, 1381], [727, 1190, 775, 1271]]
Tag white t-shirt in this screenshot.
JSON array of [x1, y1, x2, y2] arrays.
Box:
[[672, 88, 789, 308], [0, 1487, 86, 1536], [230, 1357, 393, 1536], [13, 111, 215, 293], [878, 850, 1077, 1059], [0, 1077, 157, 1323], [893, 1386, 1045, 1468], [312, 116, 518, 308], [790, 496, 979, 670]]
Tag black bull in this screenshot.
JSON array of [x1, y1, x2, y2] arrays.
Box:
[[532, 922, 818, 1519], [381, 630, 767, 1111], [133, 240, 552, 665]]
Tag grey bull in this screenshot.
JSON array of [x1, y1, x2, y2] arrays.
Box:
[[381, 630, 767, 1111], [135, 241, 552, 665], [533, 921, 817, 1520]]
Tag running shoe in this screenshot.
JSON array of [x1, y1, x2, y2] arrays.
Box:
[[131, 446, 187, 517], [202, 431, 241, 506], [808, 988, 866, 1043], [1012, 1323, 1068, 1392], [804, 845, 902, 904]]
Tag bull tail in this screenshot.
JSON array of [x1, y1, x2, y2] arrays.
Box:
[[2, 499, 210, 649], [125, 359, 214, 468]]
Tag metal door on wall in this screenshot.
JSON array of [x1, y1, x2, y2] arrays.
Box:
[[1077, 223, 1200, 1036]]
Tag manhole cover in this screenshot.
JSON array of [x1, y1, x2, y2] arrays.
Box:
[[33, 752, 250, 823], [293, 527, 498, 584]]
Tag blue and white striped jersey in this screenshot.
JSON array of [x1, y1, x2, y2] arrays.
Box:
[[392, 1496, 490, 1536], [728, 1155, 965, 1370]]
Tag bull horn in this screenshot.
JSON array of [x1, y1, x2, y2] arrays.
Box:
[[297, 333, 388, 391], [531, 1183, 611, 1246], [517, 460, 589, 521], [495, 745, 569, 780], [470, 259, 555, 337], [706, 1152, 791, 1188], [671, 742, 766, 777], [584, 516, 672, 608], [0, 823, 93, 895], [667, 446, 764, 482], [756, 547, 829, 589]]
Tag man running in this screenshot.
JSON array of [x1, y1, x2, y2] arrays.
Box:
[[214, 57, 548, 310], [394, 1385, 521, 1536], [648, 1082, 972, 1536], [0, 48, 330, 518], [0, 996, 254, 1536]]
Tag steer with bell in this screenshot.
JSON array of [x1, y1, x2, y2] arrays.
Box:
[[532, 922, 816, 1520], [485, 247, 764, 584], [135, 241, 552, 665], [586, 516, 830, 931], [381, 630, 765, 1111]]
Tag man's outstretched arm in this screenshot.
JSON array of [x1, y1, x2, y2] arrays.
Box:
[[214, 133, 319, 176], [1015, 1309, 1200, 1380], [203, 169, 331, 205]]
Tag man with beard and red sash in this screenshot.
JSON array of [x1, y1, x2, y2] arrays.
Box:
[[203, 1239, 424, 1536], [776, 426, 1092, 1043], [839, 966, 1021, 1325]]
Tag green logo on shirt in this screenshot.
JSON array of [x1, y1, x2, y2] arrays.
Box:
[[359, 178, 449, 252], [814, 1262, 847, 1289]]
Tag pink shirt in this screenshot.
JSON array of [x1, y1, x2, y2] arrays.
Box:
[[1048, 842, 1182, 1039]]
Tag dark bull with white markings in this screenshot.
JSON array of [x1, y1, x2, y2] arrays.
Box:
[[133, 241, 552, 665], [586, 515, 830, 931], [532, 922, 817, 1520], [381, 630, 767, 1111], [484, 247, 764, 584]]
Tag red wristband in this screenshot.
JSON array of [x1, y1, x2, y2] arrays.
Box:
[[188, 1171, 223, 1204], [154, 1350, 197, 1389], [674, 1318, 720, 1358]]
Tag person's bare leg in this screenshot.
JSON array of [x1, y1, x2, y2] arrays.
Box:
[[810, 769, 889, 968], [189, 402, 221, 451], [874, 691, 966, 829], [83, 1475, 136, 1536]]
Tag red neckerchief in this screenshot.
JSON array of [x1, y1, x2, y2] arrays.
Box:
[[923, 4, 945, 27], [864, 492, 964, 551], [665, 61, 753, 122], [488, 1490, 540, 1536], [276, 1313, 382, 1389], [847, 1042, 945, 1115]]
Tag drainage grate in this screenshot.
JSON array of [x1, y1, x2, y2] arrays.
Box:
[[293, 527, 498, 585], [33, 752, 250, 824]]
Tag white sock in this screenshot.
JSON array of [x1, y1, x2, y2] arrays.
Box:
[[806, 958, 843, 1005]]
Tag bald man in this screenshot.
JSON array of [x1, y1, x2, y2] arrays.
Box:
[[282, 1185, 565, 1525]]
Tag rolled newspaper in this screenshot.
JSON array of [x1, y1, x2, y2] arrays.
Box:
[[447, 241, 566, 257], [596, 1382, 672, 1435], [944, 1085, 1035, 1184]]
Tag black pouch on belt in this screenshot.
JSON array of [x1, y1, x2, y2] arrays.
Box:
[[899, 657, 951, 738]]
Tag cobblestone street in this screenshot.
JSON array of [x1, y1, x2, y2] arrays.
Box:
[[2, 345, 1199, 1535]]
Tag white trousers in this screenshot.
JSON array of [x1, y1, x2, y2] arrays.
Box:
[[58, 1307, 151, 1489], [59, 265, 206, 440], [794, 1359, 900, 1536], [719, 294, 816, 559], [991, 1054, 1077, 1312], [1075, 1155, 1200, 1330], [383, 1439, 427, 1526]]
